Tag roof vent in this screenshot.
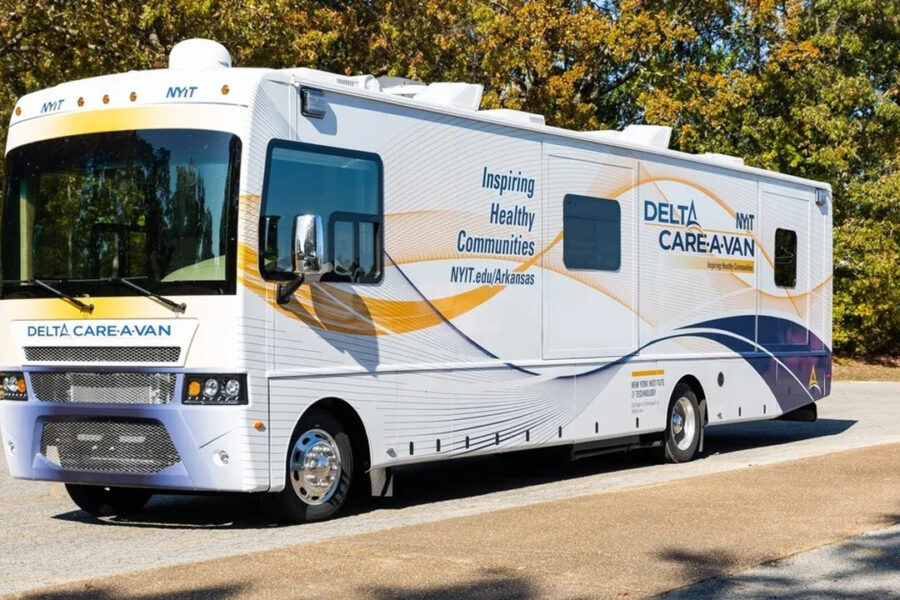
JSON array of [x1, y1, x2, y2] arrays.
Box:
[[169, 39, 231, 70], [379, 76, 427, 98], [413, 82, 483, 111], [481, 109, 545, 126], [290, 68, 381, 91], [584, 124, 672, 149], [701, 152, 745, 167]]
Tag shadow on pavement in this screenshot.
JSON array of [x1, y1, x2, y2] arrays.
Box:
[[17, 583, 245, 600], [705, 417, 855, 454], [656, 514, 900, 599], [366, 569, 537, 600], [51, 417, 856, 529]]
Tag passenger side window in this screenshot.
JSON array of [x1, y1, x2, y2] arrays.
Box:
[[774, 228, 797, 287], [562, 194, 621, 271], [260, 142, 382, 283]]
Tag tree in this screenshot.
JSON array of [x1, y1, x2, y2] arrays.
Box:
[[3, 0, 900, 355]]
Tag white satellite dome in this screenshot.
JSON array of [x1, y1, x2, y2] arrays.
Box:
[[168, 39, 232, 70]]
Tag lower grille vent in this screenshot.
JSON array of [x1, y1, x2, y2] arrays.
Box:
[[41, 419, 180, 474]]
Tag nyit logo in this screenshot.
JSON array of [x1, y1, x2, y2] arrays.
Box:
[[166, 86, 198, 99], [735, 212, 755, 230], [40, 99, 65, 113]]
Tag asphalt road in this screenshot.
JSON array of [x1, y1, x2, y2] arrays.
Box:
[[662, 523, 900, 600], [2, 381, 899, 597]]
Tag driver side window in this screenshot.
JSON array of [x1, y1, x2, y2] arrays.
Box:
[[260, 141, 383, 283]]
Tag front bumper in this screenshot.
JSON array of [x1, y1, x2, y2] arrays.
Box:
[[0, 373, 263, 492]]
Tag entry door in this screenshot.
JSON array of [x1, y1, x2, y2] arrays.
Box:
[[542, 148, 638, 359], [758, 184, 812, 347]]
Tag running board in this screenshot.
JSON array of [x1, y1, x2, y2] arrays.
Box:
[[570, 435, 661, 461]]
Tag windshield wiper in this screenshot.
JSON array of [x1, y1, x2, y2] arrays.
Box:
[[32, 279, 94, 314], [110, 277, 187, 314]]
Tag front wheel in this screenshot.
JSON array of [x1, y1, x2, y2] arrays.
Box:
[[261, 410, 354, 523], [664, 383, 703, 463], [65, 484, 152, 517]]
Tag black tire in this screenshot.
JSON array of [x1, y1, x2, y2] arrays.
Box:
[[664, 383, 703, 463], [65, 484, 153, 517], [261, 409, 354, 523]]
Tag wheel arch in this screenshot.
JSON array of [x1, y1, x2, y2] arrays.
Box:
[[673, 374, 707, 425], [300, 397, 372, 474]]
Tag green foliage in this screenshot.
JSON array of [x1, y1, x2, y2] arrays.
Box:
[[2, 0, 900, 355]]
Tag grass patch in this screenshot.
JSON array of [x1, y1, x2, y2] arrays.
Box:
[[833, 356, 900, 381]]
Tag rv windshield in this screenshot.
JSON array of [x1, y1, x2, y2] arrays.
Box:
[[1, 129, 241, 298]]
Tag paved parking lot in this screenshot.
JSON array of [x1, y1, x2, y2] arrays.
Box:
[[2, 381, 899, 598]]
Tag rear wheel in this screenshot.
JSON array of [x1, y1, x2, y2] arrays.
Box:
[[65, 484, 152, 517], [261, 410, 354, 523], [664, 383, 703, 463]]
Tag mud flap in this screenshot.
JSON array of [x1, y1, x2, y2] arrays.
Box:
[[698, 399, 707, 454], [370, 467, 394, 497]]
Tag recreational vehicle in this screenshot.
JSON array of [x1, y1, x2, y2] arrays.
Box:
[[0, 39, 832, 522]]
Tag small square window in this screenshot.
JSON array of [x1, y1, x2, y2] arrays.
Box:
[[774, 228, 797, 287], [562, 194, 621, 271]]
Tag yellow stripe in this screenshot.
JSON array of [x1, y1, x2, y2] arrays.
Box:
[[632, 369, 665, 377]]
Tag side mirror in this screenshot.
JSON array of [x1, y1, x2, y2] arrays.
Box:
[[277, 214, 327, 305], [291, 214, 326, 278]]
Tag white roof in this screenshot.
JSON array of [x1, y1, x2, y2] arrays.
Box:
[[7, 55, 829, 191]]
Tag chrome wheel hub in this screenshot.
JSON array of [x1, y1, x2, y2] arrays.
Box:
[[671, 396, 697, 451], [289, 429, 342, 505]]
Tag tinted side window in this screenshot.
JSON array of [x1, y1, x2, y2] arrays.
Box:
[[260, 143, 382, 283], [563, 194, 621, 271], [774, 228, 797, 287]]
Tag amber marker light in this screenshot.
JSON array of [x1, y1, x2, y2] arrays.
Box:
[[187, 380, 201, 397], [102, 94, 110, 104], [221, 84, 230, 95], [77, 97, 85, 107], [253, 421, 265, 431], [14, 106, 21, 116], [16, 378, 26, 394], [129, 91, 137, 102]]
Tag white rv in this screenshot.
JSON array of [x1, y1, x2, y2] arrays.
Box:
[[0, 40, 832, 522]]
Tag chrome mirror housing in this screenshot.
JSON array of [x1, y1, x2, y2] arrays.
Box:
[[277, 214, 329, 305], [291, 214, 326, 279]]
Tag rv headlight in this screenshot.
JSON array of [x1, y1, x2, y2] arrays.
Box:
[[183, 374, 247, 405], [203, 378, 219, 398], [224, 378, 241, 397], [0, 373, 27, 401]]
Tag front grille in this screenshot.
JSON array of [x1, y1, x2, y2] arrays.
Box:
[[24, 346, 181, 363], [31, 372, 176, 405], [41, 418, 180, 474]]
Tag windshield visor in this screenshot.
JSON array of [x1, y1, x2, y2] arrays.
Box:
[[1, 129, 241, 298]]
